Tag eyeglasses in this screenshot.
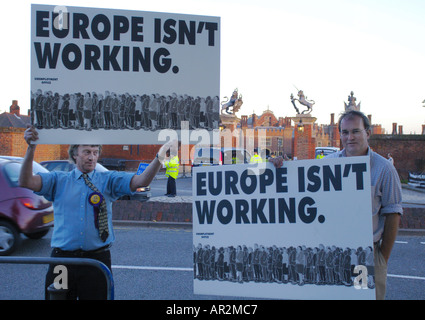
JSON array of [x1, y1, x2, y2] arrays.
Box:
[[340, 129, 367, 137]]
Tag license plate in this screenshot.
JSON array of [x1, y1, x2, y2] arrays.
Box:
[[43, 213, 54, 224]]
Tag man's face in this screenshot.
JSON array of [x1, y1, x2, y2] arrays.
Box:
[[74, 145, 100, 173], [340, 116, 370, 157]]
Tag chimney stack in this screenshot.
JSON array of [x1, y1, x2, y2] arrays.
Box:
[[10, 100, 20, 116], [392, 123, 397, 135]]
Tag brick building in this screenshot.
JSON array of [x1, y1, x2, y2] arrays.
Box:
[[239, 109, 295, 157], [0, 101, 68, 162], [1, 99, 424, 179], [239, 109, 341, 159]]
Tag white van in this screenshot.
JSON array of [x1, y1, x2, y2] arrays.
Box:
[[315, 147, 339, 158]]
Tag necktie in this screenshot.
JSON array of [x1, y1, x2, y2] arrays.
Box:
[[82, 173, 109, 242]]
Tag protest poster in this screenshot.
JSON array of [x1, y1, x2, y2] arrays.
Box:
[[193, 156, 376, 300], [30, 4, 220, 144]]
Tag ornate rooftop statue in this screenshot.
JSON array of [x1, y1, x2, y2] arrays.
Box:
[[290, 88, 315, 114], [344, 91, 361, 111], [221, 88, 243, 115]]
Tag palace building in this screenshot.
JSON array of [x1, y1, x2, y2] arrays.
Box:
[[1, 96, 423, 180]]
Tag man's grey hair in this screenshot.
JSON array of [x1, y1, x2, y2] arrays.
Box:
[[68, 145, 103, 164]]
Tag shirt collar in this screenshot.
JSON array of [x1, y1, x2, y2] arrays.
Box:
[[73, 168, 96, 180], [339, 147, 371, 158]]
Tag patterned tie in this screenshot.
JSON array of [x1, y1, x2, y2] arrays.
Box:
[[82, 173, 109, 242]]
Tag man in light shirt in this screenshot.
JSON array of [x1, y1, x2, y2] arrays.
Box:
[[269, 110, 402, 300], [325, 110, 402, 300]]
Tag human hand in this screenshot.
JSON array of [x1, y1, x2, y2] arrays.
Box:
[[268, 156, 284, 168], [24, 125, 39, 146], [157, 139, 178, 163]]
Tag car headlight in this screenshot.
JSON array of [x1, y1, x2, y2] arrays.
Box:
[[136, 186, 150, 192]]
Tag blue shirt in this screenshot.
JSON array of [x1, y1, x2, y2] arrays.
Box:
[[326, 147, 403, 242], [35, 168, 135, 251]]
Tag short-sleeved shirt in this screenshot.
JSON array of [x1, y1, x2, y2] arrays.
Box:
[[35, 168, 134, 251], [326, 148, 403, 242]]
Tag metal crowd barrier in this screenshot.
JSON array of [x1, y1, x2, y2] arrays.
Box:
[[0, 256, 114, 300]]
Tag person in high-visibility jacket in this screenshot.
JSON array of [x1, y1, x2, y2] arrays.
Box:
[[250, 148, 263, 164], [165, 149, 179, 197], [316, 150, 325, 159]]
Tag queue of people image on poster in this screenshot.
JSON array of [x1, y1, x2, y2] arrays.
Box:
[[31, 90, 220, 132]]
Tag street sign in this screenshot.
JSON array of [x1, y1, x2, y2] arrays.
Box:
[[136, 163, 149, 175]]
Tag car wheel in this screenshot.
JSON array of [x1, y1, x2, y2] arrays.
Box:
[[0, 221, 20, 256], [24, 229, 49, 240]]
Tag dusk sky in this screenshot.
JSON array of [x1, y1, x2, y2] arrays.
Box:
[[1, 0, 424, 133]]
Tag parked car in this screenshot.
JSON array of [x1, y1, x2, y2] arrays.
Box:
[[315, 147, 340, 158], [39, 160, 151, 201], [408, 172, 425, 188], [40, 160, 108, 172], [0, 158, 54, 255], [192, 147, 252, 167]]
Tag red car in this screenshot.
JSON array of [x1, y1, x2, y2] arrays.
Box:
[[0, 157, 54, 255]]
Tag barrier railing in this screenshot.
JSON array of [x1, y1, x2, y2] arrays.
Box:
[[0, 256, 114, 300]]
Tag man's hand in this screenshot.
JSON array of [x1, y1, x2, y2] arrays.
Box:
[[268, 156, 284, 168], [157, 139, 178, 164], [19, 125, 42, 191], [24, 125, 39, 146]]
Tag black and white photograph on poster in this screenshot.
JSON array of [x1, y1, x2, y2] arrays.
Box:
[[193, 243, 374, 287], [31, 4, 220, 144], [193, 156, 376, 300]]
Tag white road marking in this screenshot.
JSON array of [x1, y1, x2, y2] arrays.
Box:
[[113, 265, 192, 272], [388, 274, 425, 281]]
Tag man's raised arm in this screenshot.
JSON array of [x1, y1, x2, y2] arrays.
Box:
[[130, 139, 178, 192], [18, 125, 42, 192]]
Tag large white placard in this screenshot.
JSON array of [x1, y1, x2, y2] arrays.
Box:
[[31, 4, 220, 144], [193, 157, 375, 300]]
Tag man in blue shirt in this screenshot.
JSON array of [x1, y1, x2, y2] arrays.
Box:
[[19, 125, 175, 300]]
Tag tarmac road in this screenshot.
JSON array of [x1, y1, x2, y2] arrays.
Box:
[[0, 225, 424, 300], [0, 178, 423, 300]]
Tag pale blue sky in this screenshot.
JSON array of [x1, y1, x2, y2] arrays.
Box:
[[1, 0, 424, 133]]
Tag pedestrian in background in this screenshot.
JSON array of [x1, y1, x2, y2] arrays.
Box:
[[387, 153, 394, 165], [250, 148, 263, 164], [316, 150, 325, 159], [164, 145, 179, 197]]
